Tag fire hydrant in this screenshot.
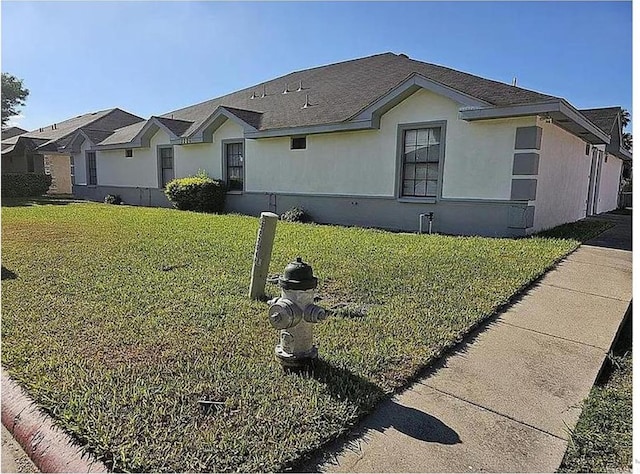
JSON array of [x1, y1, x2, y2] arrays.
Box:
[[268, 257, 327, 368]]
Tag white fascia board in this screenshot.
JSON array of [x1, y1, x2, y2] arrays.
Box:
[[460, 100, 610, 145], [459, 100, 562, 120], [91, 140, 144, 151]]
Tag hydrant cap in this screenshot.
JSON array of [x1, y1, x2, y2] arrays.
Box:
[[279, 257, 318, 290]]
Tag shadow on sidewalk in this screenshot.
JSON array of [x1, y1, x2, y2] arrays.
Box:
[[583, 213, 632, 251], [292, 359, 460, 472]]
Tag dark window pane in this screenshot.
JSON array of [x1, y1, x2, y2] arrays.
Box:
[[415, 146, 428, 162], [430, 128, 441, 144], [427, 144, 440, 162], [426, 180, 438, 196], [403, 180, 415, 196], [226, 143, 243, 191], [404, 163, 415, 180], [415, 163, 428, 180], [414, 180, 427, 196], [291, 137, 306, 149], [404, 130, 417, 147]]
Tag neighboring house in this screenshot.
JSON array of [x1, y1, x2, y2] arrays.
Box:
[[1, 127, 28, 140], [1, 109, 143, 194], [71, 53, 630, 236]]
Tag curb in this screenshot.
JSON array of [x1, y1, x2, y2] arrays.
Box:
[[1, 368, 109, 473]]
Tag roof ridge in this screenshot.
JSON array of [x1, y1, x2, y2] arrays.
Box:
[[579, 106, 622, 112], [153, 115, 194, 123], [161, 53, 397, 118], [401, 55, 559, 101]]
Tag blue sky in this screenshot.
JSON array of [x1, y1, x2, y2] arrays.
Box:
[[1, 1, 632, 131]]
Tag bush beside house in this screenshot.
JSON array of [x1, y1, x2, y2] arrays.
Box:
[[1, 173, 52, 198], [164, 173, 226, 213]]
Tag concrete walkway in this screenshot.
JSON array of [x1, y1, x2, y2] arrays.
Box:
[[1, 425, 38, 473], [316, 214, 632, 473]]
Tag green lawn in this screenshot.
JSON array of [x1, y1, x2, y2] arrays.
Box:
[[1, 201, 610, 472]]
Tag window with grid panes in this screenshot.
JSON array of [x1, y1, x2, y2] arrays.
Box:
[[87, 152, 97, 185], [159, 147, 174, 188], [401, 126, 442, 198], [226, 142, 244, 191]]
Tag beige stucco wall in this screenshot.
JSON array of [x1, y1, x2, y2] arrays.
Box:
[[245, 89, 534, 199], [44, 154, 72, 194], [533, 119, 592, 232], [595, 153, 622, 214]]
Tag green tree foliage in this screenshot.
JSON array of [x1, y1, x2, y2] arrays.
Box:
[[620, 108, 632, 151], [1, 73, 29, 129]]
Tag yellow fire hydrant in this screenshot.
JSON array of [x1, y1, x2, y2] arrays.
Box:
[[268, 257, 327, 367]]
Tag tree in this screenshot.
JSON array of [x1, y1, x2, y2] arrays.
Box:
[[620, 108, 632, 151], [1, 73, 29, 129]]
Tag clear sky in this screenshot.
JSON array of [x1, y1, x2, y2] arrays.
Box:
[[1, 1, 632, 131]]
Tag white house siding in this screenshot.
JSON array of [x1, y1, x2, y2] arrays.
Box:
[[245, 89, 534, 200], [595, 153, 622, 213], [533, 119, 592, 232], [97, 129, 171, 188]]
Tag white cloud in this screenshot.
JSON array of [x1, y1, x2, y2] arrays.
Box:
[[5, 114, 25, 128]]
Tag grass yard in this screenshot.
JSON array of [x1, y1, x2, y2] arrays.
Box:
[[1, 201, 611, 472]]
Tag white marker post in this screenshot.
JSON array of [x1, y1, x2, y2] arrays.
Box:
[[249, 212, 279, 300]]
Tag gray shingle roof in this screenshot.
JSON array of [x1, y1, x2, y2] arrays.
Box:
[[2, 108, 143, 145], [2, 108, 144, 153], [579, 107, 621, 136], [1, 127, 28, 140], [98, 121, 147, 146], [155, 116, 194, 137], [156, 52, 558, 136]]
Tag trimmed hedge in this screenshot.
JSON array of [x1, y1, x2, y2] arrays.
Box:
[[1, 173, 52, 198], [164, 175, 226, 213]]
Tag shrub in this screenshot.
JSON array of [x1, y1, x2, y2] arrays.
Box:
[[1, 173, 52, 198], [280, 206, 312, 223], [104, 194, 122, 205], [164, 174, 226, 213]]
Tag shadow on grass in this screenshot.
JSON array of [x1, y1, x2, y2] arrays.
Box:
[[1, 266, 17, 280], [290, 359, 460, 472], [1, 196, 83, 207]]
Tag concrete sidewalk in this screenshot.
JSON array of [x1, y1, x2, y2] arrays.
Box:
[[1, 425, 38, 473], [315, 214, 632, 473]]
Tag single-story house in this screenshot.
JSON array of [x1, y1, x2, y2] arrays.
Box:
[[1, 109, 143, 194], [70, 52, 630, 236]]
